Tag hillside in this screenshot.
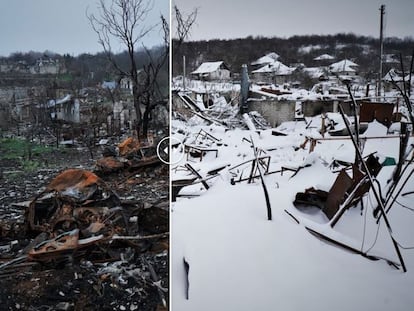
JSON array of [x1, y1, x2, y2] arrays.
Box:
[[173, 33, 414, 79]]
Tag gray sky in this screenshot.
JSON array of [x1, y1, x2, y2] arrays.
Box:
[[173, 0, 414, 41], [0, 0, 169, 57]]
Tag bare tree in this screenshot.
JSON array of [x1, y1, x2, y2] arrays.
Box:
[[140, 16, 169, 137], [88, 0, 167, 138], [173, 5, 198, 52], [172, 6, 198, 89]]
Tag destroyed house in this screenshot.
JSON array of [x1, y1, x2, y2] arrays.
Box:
[[248, 88, 352, 127], [47, 94, 80, 123], [29, 58, 65, 75]]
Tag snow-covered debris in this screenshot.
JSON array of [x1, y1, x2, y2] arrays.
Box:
[[303, 66, 326, 79], [361, 120, 388, 137], [172, 106, 414, 311]]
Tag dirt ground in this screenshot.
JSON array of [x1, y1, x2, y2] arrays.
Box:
[[0, 145, 169, 311]]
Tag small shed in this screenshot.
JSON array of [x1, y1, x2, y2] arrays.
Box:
[[191, 61, 231, 81]]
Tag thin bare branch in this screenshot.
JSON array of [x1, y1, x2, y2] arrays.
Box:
[[174, 5, 198, 44]]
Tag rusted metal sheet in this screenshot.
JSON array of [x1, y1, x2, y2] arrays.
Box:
[[118, 137, 141, 156], [25, 169, 120, 234], [359, 101, 395, 127], [45, 169, 103, 198], [294, 160, 380, 221], [28, 229, 80, 261], [28, 229, 105, 262], [324, 169, 354, 219]]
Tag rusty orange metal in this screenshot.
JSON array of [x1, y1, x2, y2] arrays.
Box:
[[45, 169, 102, 193], [359, 101, 394, 127], [28, 229, 80, 261], [324, 169, 354, 219], [25, 169, 118, 234], [28, 229, 106, 261], [118, 137, 141, 156]]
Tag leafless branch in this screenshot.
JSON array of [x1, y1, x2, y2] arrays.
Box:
[[87, 0, 167, 138], [174, 5, 198, 48]]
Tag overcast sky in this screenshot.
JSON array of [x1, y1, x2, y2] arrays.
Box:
[[173, 0, 414, 41], [0, 0, 169, 57]]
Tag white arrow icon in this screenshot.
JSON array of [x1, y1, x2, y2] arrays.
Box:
[[157, 136, 184, 165]]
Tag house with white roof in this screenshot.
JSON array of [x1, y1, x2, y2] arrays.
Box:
[[383, 68, 414, 91], [251, 52, 280, 68], [329, 59, 359, 76], [251, 60, 296, 84], [383, 68, 406, 83], [191, 61, 231, 81]]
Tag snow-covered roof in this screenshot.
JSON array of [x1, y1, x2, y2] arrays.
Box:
[[314, 54, 335, 61], [251, 52, 280, 66], [383, 68, 412, 82], [252, 60, 295, 75], [329, 59, 358, 73], [383, 69, 402, 82], [191, 61, 227, 74]]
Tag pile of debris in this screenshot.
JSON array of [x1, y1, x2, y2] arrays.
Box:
[[0, 137, 168, 310], [96, 137, 161, 173], [173, 91, 270, 130]]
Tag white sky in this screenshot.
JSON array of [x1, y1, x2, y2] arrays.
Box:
[[173, 0, 414, 41], [0, 0, 169, 57]]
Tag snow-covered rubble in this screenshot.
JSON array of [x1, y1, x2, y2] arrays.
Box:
[[172, 113, 414, 310]]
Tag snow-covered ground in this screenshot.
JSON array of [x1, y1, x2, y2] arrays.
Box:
[[171, 117, 414, 311]]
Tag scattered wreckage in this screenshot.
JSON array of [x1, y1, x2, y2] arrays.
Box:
[[289, 104, 413, 272], [0, 137, 169, 310], [173, 88, 414, 274]]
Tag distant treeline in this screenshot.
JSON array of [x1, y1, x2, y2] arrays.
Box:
[[0, 46, 168, 96], [173, 33, 414, 78]]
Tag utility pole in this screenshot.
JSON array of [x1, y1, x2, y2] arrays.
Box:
[[240, 64, 249, 113], [378, 4, 385, 99], [183, 55, 186, 91]]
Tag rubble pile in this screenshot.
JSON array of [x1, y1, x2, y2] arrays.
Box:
[[96, 137, 161, 173], [0, 137, 168, 311]]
